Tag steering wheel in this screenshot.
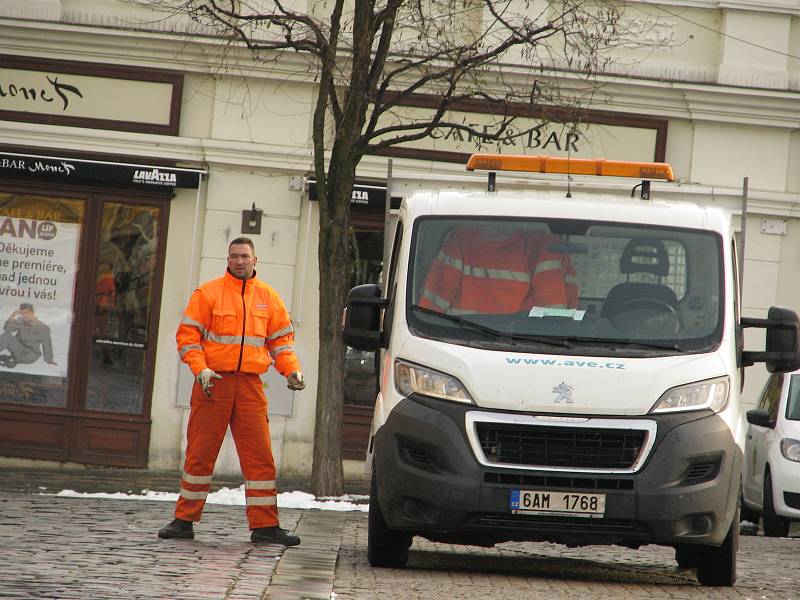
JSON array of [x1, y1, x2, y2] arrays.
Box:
[[607, 298, 682, 335]]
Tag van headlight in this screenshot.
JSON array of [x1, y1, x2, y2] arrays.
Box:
[[780, 438, 800, 462], [394, 360, 473, 404], [650, 376, 729, 414]]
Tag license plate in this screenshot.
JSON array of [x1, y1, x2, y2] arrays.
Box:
[[510, 490, 606, 518]]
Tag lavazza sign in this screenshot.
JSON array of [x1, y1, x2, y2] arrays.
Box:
[[132, 168, 178, 187]]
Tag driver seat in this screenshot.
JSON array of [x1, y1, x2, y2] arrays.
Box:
[[600, 238, 678, 319]]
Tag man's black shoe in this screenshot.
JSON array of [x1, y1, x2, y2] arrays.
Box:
[[250, 526, 301, 546], [158, 518, 194, 539]]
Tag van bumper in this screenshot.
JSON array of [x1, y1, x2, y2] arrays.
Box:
[[372, 395, 741, 548]]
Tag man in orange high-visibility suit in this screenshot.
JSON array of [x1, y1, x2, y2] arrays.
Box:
[[419, 224, 578, 315], [158, 237, 306, 545]]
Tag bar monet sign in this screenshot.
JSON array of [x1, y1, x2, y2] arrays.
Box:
[[0, 55, 183, 135], [0, 152, 203, 190]]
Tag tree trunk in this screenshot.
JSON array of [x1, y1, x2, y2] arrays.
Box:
[[310, 162, 356, 498]]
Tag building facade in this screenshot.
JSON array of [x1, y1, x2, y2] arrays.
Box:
[[1, 0, 799, 476]]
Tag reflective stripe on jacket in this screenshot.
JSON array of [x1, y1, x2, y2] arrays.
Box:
[[419, 226, 578, 314], [176, 269, 301, 377]]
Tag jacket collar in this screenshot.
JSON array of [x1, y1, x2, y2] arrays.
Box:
[[225, 269, 257, 287]]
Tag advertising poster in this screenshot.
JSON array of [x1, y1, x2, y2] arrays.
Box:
[[0, 215, 78, 377]]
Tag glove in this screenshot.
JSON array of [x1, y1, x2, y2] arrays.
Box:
[[287, 371, 305, 391], [196, 368, 223, 396]]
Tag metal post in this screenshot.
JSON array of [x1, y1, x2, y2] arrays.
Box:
[[739, 177, 748, 287], [382, 159, 393, 295]]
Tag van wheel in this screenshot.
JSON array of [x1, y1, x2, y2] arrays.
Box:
[[763, 472, 790, 537], [367, 470, 412, 568], [696, 507, 738, 587]]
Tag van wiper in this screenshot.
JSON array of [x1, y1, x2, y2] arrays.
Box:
[[411, 305, 507, 338], [503, 332, 571, 348], [410, 305, 570, 347], [615, 340, 682, 351], [565, 336, 681, 351]]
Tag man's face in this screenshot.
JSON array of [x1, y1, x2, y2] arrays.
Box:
[[19, 308, 34, 322], [227, 243, 257, 280]]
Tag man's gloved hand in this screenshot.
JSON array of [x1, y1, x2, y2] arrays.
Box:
[[196, 368, 223, 396], [287, 371, 305, 391]]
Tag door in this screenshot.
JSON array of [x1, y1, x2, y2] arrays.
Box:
[[0, 189, 168, 467], [744, 373, 783, 507], [343, 225, 384, 459]]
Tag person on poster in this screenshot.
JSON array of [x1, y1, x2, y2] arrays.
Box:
[[158, 237, 306, 545], [0, 303, 57, 369]]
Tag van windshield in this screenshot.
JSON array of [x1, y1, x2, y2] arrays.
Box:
[[407, 217, 724, 355]]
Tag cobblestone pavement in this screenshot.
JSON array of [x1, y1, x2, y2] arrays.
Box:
[[0, 492, 313, 599], [335, 514, 800, 599], [1, 468, 799, 599]]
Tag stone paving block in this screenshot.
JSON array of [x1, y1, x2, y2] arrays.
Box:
[[3, 471, 800, 600]]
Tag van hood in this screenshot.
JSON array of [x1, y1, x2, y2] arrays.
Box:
[[395, 337, 728, 416]]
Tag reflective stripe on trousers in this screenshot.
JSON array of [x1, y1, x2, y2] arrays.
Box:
[[175, 372, 279, 529]]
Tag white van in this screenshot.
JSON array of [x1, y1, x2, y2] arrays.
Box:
[[741, 368, 800, 536], [343, 154, 800, 586]]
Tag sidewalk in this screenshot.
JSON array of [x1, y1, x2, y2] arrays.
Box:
[[0, 466, 370, 496], [0, 466, 368, 600]]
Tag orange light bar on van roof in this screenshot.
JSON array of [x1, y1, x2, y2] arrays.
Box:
[[466, 154, 675, 181]]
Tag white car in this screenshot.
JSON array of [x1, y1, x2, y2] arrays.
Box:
[[741, 370, 800, 536]]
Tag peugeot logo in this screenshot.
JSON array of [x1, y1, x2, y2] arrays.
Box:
[[552, 382, 573, 404]]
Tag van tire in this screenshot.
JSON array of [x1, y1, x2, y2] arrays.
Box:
[[367, 470, 412, 568], [696, 507, 738, 587], [762, 472, 790, 538]]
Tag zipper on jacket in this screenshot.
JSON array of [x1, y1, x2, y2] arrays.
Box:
[[237, 277, 246, 371]]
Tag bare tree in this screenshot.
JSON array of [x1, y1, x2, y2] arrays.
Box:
[[145, 0, 623, 496]]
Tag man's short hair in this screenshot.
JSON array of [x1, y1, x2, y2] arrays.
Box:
[[229, 237, 255, 253], [19, 303, 33, 311]]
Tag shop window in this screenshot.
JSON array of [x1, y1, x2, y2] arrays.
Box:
[[85, 203, 160, 414], [0, 193, 83, 408]]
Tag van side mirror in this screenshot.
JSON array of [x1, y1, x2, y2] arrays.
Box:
[[745, 408, 774, 428], [741, 306, 800, 373], [343, 283, 388, 351]]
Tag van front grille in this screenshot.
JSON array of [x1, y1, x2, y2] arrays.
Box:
[[476, 423, 646, 469], [484, 472, 634, 491]]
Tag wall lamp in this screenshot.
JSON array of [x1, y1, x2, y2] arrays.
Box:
[[241, 202, 262, 234]]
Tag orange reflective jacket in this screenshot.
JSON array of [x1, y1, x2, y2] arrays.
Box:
[[419, 226, 578, 314], [95, 271, 116, 311], [176, 270, 301, 377]]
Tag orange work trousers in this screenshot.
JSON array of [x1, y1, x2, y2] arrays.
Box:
[[175, 372, 279, 529]]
